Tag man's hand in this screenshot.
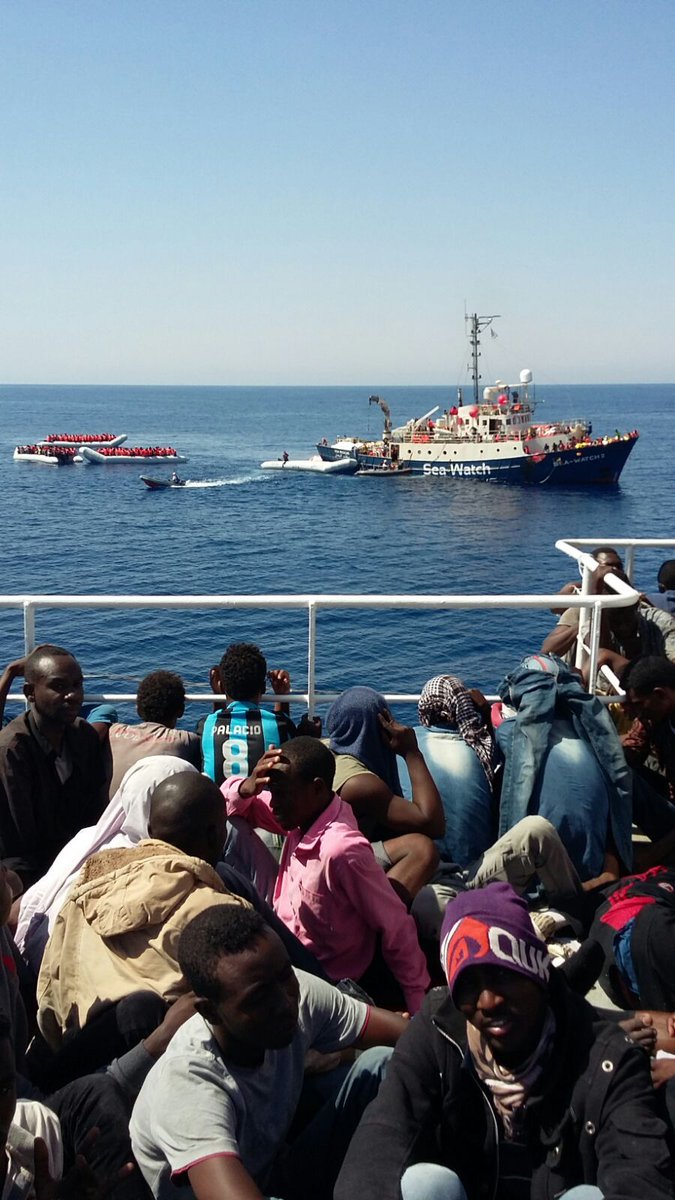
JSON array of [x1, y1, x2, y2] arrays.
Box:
[[378, 710, 417, 757], [34, 1128, 134, 1200], [297, 714, 322, 738], [238, 746, 284, 799], [1, 657, 26, 683], [144, 992, 198, 1060], [267, 669, 291, 695], [618, 1014, 657, 1054]]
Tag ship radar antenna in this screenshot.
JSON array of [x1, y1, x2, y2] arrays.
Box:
[[466, 312, 500, 405]]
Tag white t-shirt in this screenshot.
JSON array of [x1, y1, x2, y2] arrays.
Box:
[[130, 970, 368, 1199]]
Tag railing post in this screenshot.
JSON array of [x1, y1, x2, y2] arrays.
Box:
[[624, 544, 635, 584], [575, 561, 593, 670], [587, 602, 602, 694], [307, 601, 317, 717], [22, 602, 35, 657]]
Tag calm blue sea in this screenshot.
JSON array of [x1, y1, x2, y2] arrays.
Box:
[[0, 383, 672, 722]]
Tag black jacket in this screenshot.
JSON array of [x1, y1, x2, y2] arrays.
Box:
[[335, 975, 673, 1200]]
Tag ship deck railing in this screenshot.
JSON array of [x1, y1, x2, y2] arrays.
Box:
[[1, 537, 672, 715]]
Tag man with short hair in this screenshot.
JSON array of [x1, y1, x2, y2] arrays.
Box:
[[130, 905, 406, 1200], [0, 645, 107, 887], [543, 562, 675, 671], [199, 643, 296, 786], [336, 882, 673, 1200], [621, 656, 675, 845], [223, 736, 430, 1013], [37, 772, 249, 1050], [107, 669, 200, 797]]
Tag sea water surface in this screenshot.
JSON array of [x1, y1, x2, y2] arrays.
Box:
[[0, 383, 672, 720]]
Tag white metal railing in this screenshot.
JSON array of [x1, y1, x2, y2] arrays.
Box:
[[555, 537, 675, 693], [0, 536, 669, 716]]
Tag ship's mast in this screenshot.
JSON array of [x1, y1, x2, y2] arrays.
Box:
[[467, 312, 500, 405]]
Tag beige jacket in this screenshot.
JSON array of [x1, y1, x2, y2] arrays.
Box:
[[37, 838, 249, 1049]]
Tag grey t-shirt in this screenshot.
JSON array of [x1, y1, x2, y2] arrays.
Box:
[[130, 970, 368, 1198]]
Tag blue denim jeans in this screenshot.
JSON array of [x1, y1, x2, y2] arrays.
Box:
[[399, 1163, 603, 1200], [497, 655, 633, 872], [400, 726, 496, 866], [266, 1045, 392, 1200]]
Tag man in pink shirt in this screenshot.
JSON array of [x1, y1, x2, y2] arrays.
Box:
[[222, 737, 430, 1013]]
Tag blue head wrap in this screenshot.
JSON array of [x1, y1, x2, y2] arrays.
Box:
[[325, 686, 402, 795]]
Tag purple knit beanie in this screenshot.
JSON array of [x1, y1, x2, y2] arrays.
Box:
[[440, 882, 551, 998]]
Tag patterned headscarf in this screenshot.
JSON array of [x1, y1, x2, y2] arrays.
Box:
[[418, 674, 497, 788]]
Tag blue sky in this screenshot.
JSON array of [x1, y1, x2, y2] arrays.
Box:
[[1, 0, 673, 383]]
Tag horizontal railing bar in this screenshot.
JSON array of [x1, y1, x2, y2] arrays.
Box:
[[0, 591, 640, 610]]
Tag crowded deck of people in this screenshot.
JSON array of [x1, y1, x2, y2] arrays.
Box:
[[0, 549, 674, 1197]]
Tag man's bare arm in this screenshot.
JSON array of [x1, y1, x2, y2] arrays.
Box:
[[188, 1155, 264, 1200]]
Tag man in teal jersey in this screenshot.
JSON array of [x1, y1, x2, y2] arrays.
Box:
[[199, 643, 296, 786]]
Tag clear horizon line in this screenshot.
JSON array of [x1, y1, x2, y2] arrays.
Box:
[[1, 380, 673, 389]]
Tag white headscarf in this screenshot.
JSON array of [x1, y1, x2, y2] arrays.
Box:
[[16, 755, 199, 964]]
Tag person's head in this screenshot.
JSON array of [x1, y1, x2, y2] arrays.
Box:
[[418, 675, 469, 728], [211, 643, 267, 702], [148, 772, 227, 866], [592, 545, 623, 572], [136, 669, 186, 726], [0, 1017, 16, 1152], [23, 645, 83, 728], [115, 756, 200, 841], [325, 686, 402, 794], [178, 906, 300, 1063], [621, 656, 675, 725], [657, 560, 675, 593], [266, 737, 335, 832], [440, 882, 550, 1067]]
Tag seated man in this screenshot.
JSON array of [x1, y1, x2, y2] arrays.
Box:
[[399, 674, 500, 866], [223, 737, 430, 1013], [37, 773, 249, 1049], [336, 882, 674, 1200], [495, 654, 633, 883], [542, 563, 675, 676], [107, 669, 201, 797], [550, 545, 624, 613], [621, 656, 675, 847], [131, 905, 406, 1200], [199, 642, 296, 786], [0, 857, 158, 1199], [0, 644, 107, 888], [325, 686, 443, 903]]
